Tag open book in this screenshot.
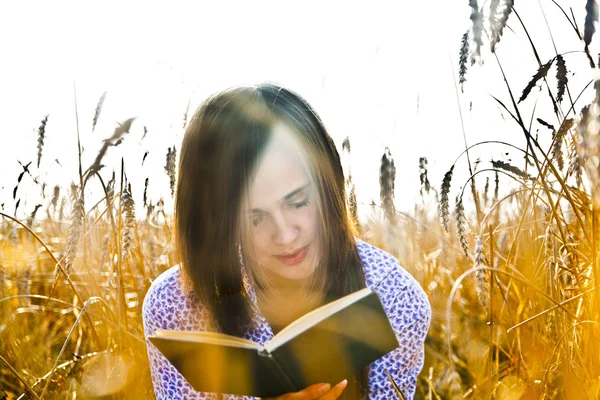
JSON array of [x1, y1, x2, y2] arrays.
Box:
[[148, 287, 399, 398]]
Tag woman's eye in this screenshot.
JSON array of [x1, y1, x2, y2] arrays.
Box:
[[291, 199, 309, 209], [252, 214, 265, 227]]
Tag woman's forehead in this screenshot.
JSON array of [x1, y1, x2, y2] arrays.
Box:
[[247, 122, 313, 207]]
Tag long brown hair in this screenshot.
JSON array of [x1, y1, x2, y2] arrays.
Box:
[[175, 83, 369, 399]]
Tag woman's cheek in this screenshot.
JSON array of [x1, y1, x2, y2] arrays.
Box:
[[251, 233, 270, 262]]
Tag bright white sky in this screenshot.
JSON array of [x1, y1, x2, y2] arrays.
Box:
[[0, 1, 597, 222]]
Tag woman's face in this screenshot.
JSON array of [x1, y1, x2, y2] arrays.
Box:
[[244, 121, 321, 286]]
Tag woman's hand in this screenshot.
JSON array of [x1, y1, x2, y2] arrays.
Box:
[[264, 380, 348, 400]]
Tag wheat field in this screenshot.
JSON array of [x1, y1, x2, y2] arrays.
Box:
[[2, 1, 600, 399]]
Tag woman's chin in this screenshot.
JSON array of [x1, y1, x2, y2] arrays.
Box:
[[266, 263, 316, 284]]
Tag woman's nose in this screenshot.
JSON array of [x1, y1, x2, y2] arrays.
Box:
[[271, 212, 299, 245]]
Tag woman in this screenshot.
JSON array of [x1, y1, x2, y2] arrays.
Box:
[[142, 84, 431, 399]]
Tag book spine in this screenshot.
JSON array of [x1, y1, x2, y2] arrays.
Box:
[[258, 349, 297, 393]]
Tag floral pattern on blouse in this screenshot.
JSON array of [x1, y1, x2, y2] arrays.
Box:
[[142, 239, 431, 399]]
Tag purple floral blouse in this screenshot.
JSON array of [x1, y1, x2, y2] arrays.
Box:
[[142, 239, 431, 399]]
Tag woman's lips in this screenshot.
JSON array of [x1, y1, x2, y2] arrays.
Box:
[[275, 245, 309, 265]]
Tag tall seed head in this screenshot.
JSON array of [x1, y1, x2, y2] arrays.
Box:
[[379, 147, 396, 225], [455, 194, 469, 257], [469, 0, 484, 60], [474, 235, 490, 310], [165, 146, 177, 198], [459, 31, 470, 91], [556, 55, 568, 104], [585, 0, 599, 47], [92, 91, 107, 133], [37, 115, 49, 168], [51, 185, 60, 210], [121, 183, 136, 263], [58, 188, 85, 277], [419, 157, 431, 195], [490, 0, 513, 52], [438, 166, 454, 232]]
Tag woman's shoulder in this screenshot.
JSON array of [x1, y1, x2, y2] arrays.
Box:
[[142, 265, 210, 335], [355, 238, 430, 321]]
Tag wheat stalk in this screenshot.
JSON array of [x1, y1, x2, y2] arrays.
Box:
[[121, 183, 135, 263], [57, 187, 85, 278], [348, 182, 360, 234], [36, 115, 49, 169], [14, 198, 21, 218], [440, 366, 462, 398], [92, 91, 107, 133], [459, 31, 470, 91], [556, 55, 568, 104], [483, 176, 490, 205], [518, 59, 554, 103], [165, 146, 177, 198], [58, 197, 66, 221], [552, 118, 574, 171], [455, 194, 469, 257], [577, 102, 600, 205], [469, 0, 484, 60], [86, 118, 135, 181], [342, 136, 351, 153], [474, 235, 490, 310], [491, 0, 513, 52], [419, 157, 431, 195], [143, 177, 149, 207], [50, 185, 60, 211], [146, 200, 155, 222], [379, 147, 396, 225], [0, 258, 4, 298], [491, 159, 533, 180], [585, 0, 599, 47], [438, 166, 454, 232], [489, 0, 501, 38], [27, 204, 42, 227], [537, 117, 555, 131]]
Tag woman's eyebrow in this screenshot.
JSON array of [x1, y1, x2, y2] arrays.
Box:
[[249, 183, 310, 213], [281, 183, 310, 202]]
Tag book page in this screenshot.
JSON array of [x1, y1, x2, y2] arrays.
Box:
[[264, 287, 372, 352], [153, 330, 262, 350]]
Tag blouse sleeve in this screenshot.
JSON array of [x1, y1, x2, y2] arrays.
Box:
[[368, 272, 431, 399], [142, 278, 217, 400]]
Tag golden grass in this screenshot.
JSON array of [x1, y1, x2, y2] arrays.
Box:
[[2, 3, 600, 399]]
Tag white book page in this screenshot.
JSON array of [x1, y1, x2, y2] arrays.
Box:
[[153, 330, 262, 350], [264, 287, 372, 353]]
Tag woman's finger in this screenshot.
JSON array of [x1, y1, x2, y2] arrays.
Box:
[[317, 379, 348, 400], [293, 382, 332, 399]]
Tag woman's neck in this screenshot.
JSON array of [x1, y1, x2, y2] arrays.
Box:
[[256, 281, 324, 334]]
